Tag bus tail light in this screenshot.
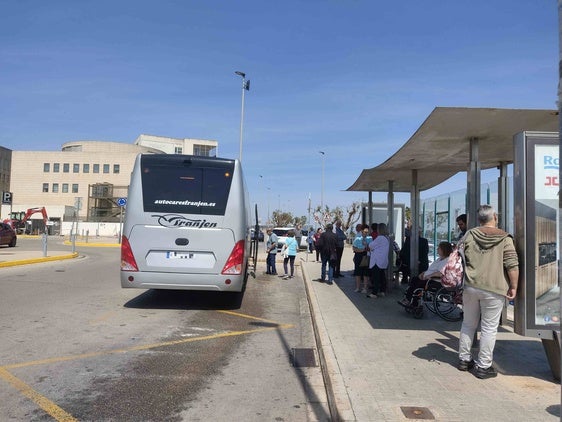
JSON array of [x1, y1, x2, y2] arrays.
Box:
[[121, 235, 139, 272], [222, 240, 244, 275]]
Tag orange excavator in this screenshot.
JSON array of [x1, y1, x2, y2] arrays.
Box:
[[4, 207, 48, 234]]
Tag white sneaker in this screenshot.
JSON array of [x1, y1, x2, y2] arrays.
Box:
[[361, 289, 367, 294], [379, 292, 386, 297], [367, 293, 378, 298], [354, 288, 360, 293]]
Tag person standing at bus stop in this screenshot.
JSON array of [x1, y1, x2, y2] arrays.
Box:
[[282, 230, 299, 279], [334, 220, 347, 278], [265, 228, 278, 275], [456, 213, 467, 243], [316, 223, 337, 285], [458, 205, 519, 379]]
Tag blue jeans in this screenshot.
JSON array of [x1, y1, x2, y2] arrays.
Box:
[[266, 253, 277, 274], [321, 253, 335, 281]]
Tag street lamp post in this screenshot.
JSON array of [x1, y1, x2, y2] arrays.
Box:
[[267, 187, 271, 225], [319, 151, 325, 210], [235, 71, 250, 162], [259, 174, 265, 225]]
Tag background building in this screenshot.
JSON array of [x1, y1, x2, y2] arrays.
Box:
[[1, 136, 218, 232]]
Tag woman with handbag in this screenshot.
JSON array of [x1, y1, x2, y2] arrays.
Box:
[[352, 225, 372, 293], [281, 230, 299, 280]]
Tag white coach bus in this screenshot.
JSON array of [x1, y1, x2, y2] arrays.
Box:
[[120, 154, 254, 300]]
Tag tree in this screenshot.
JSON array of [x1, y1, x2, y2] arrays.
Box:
[[293, 215, 307, 229], [405, 206, 411, 222], [269, 211, 309, 229], [271, 210, 294, 227], [312, 201, 362, 233]]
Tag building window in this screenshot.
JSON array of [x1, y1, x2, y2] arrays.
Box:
[[113, 164, 120, 174], [42, 183, 49, 193], [62, 184, 69, 193], [53, 163, 60, 173], [83, 164, 89, 173], [52, 183, 59, 193], [43, 163, 50, 172], [93, 164, 100, 173], [63, 163, 70, 173], [73, 163, 80, 173], [175, 146, 183, 154], [103, 164, 110, 173], [193, 144, 215, 156], [72, 184, 79, 193]]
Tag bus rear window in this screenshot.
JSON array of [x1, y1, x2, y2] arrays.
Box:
[[141, 156, 235, 216]]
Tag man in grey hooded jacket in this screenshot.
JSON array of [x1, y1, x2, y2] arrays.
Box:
[[457, 205, 519, 379]]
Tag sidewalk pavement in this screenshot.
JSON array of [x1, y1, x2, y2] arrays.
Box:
[[300, 246, 560, 421]]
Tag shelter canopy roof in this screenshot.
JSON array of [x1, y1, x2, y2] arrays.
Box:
[[347, 107, 558, 192]]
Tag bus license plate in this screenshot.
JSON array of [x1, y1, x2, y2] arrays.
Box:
[[166, 251, 194, 259]]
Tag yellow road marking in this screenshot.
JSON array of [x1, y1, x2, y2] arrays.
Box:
[[0, 252, 78, 268], [0, 367, 78, 422], [4, 325, 292, 370], [218, 310, 289, 325], [1, 312, 293, 420]]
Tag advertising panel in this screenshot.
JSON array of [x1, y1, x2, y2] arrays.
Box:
[[514, 131, 559, 338]]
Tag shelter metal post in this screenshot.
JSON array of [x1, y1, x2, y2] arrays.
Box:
[[387, 181, 395, 290], [498, 161, 509, 327], [368, 191, 373, 228], [410, 170, 420, 277], [497, 161, 508, 232], [467, 137, 481, 229]]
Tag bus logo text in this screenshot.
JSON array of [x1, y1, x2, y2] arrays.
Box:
[[152, 214, 218, 228]]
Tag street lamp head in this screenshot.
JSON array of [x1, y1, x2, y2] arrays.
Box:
[[235, 71, 246, 78]]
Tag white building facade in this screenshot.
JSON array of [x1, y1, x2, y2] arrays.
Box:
[[1, 135, 218, 233]]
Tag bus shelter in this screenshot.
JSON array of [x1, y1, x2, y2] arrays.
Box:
[[347, 106, 560, 377]]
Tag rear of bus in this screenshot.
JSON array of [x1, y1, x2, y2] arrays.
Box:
[[120, 154, 251, 295]]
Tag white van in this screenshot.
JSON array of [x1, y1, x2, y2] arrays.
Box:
[[120, 154, 254, 299]]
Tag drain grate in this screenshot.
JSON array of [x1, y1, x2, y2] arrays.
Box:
[[291, 348, 317, 367], [400, 406, 435, 420]]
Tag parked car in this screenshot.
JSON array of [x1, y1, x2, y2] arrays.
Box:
[[251, 228, 264, 242], [272, 227, 308, 251], [272, 227, 295, 252], [0, 223, 17, 247]]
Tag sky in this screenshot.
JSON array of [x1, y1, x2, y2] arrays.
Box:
[[1, 1, 559, 223]]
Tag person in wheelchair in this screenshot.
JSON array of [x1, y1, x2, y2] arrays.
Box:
[[398, 241, 454, 307]]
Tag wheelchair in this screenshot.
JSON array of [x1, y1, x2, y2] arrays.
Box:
[[402, 279, 463, 321]]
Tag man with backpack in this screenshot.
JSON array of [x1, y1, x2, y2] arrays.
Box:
[[457, 205, 519, 379]]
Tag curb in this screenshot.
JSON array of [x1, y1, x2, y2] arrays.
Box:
[[0, 252, 80, 268], [300, 259, 355, 422]]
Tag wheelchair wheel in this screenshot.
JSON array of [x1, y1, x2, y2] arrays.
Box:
[[434, 286, 463, 322], [423, 289, 438, 314]]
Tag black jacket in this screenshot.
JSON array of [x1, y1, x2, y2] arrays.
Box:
[[318, 230, 338, 257]]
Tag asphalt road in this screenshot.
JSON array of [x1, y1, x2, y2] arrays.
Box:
[[0, 239, 328, 421]]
